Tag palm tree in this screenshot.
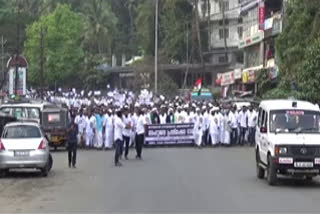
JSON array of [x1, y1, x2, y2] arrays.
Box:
[[82, 0, 117, 55]]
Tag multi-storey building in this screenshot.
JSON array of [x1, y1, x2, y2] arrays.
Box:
[[238, 0, 283, 94], [198, 0, 244, 88]]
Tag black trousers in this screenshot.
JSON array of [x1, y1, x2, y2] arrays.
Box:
[[123, 135, 130, 158], [68, 143, 77, 167], [231, 128, 238, 145], [114, 139, 122, 164], [240, 127, 247, 145], [248, 127, 256, 145], [135, 134, 144, 158]]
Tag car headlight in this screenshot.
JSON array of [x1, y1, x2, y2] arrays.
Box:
[[279, 147, 288, 154]]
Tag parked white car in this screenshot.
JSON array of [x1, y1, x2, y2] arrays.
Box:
[[0, 121, 52, 177]]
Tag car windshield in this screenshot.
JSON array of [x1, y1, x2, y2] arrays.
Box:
[[3, 125, 41, 138], [26, 108, 40, 119], [270, 110, 320, 133]]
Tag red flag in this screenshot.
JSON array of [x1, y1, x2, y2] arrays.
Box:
[[194, 78, 202, 90]]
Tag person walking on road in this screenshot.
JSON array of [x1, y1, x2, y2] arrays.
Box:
[[67, 120, 78, 168], [114, 110, 125, 166], [135, 109, 146, 159]]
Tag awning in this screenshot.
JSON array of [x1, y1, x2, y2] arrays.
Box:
[[242, 65, 263, 73], [240, 0, 259, 14]]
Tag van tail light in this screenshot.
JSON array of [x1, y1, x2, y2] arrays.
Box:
[[38, 139, 47, 150], [0, 141, 5, 151]]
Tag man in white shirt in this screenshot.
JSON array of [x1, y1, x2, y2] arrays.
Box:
[[238, 106, 248, 145], [103, 109, 113, 150], [135, 109, 146, 159], [114, 110, 125, 166], [85, 111, 96, 149], [194, 108, 203, 147], [74, 110, 86, 148], [247, 106, 257, 146], [122, 107, 132, 159], [228, 106, 238, 145], [159, 106, 167, 124], [209, 109, 219, 146]]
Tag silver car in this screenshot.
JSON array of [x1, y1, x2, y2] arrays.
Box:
[[0, 121, 52, 177]]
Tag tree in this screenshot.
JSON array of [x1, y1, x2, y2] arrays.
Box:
[[81, 0, 117, 56], [265, 0, 320, 101], [24, 4, 84, 87], [160, 0, 193, 62]]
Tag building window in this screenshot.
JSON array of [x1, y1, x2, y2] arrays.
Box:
[[219, 1, 229, 12], [219, 19, 229, 26], [219, 28, 229, 39], [238, 27, 243, 39], [218, 55, 228, 63]]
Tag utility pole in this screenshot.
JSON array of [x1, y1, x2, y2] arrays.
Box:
[[0, 36, 7, 83], [221, 0, 228, 61], [15, 0, 21, 97], [40, 26, 44, 99], [154, 0, 159, 94]]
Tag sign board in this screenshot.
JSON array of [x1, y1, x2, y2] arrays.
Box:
[[145, 123, 195, 145], [220, 71, 235, 86], [9, 67, 26, 96], [234, 69, 242, 80], [258, 1, 265, 30], [239, 30, 264, 49]]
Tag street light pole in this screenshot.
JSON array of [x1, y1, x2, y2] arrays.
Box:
[[154, 0, 158, 94]]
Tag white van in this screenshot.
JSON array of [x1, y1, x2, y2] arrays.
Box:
[[255, 99, 320, 185], [0, 101, 56, 123]]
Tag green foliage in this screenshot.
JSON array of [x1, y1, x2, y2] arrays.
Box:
[[81, 0, 117, 55], [24, 4, 84, 87], [273, 0, 320, 102], [296, 39, 320, 102], [135, 0, 154, 56], [161, 0, 193, 62]]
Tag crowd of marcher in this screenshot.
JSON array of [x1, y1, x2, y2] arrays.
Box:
[[37, 89, 258, 166]]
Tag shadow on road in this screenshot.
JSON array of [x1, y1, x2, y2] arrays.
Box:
[[276, 178, 320, 188], [2, 169, 55, 179]]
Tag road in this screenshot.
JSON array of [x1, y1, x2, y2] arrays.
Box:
[[1, 147, 320, 213]]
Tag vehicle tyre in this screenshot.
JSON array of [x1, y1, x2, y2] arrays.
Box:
[[256, 149, 265, 179], [267, 155, 277, 186], [0, 169, 8, 178], [306, 176, 313, 181], [48, 154, 53, 172], [41, 163, 49, 177]]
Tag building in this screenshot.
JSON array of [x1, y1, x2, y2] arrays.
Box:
[[198, 0, 244, 93], [238, 0, 283, 94]]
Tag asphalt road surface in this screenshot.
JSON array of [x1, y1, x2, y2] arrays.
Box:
[[1, 147, 320, 213]]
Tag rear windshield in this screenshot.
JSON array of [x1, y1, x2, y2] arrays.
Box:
[[3, 125, 41, 138]]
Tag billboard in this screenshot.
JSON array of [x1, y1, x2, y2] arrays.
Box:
[[9, 67, 26, 96]]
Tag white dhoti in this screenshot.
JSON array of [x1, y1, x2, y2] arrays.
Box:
[[86, 132, 94, 147], [223, 130, 230, 145], [95, 131, 103, 148], [210, 132, 219, 145], [104, 128, 113, 149], [219, 127, 225, 143], [194, 130, 202, 146]]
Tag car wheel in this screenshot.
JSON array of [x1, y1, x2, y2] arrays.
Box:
[[256, 150, 265, 179], [306, 176, 313, 181], [0, 169, 8, 178], [41, 164, 49, 177], [267, 155, 277, 186]]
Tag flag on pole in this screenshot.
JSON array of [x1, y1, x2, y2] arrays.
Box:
[[194, 78, 202, 90], [194, 78, 202, 96]]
